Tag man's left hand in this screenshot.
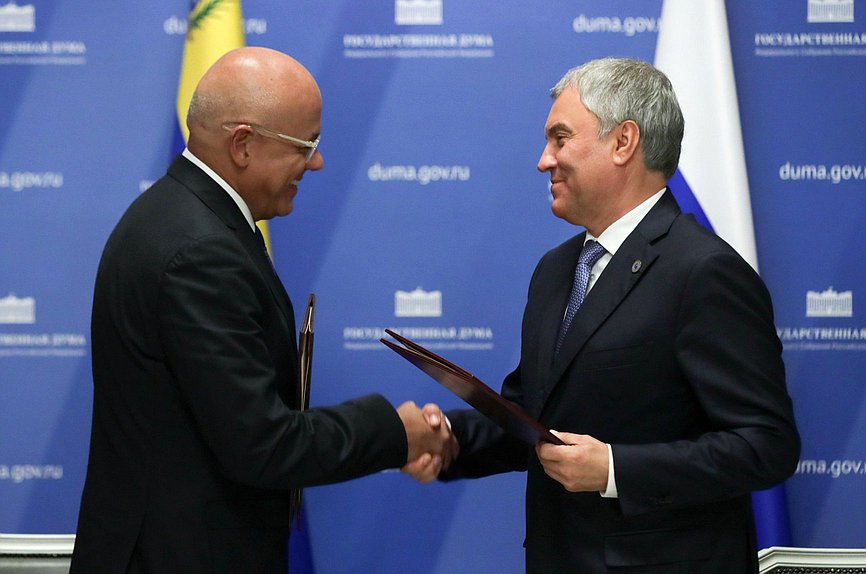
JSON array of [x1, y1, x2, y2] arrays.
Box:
[[535, 431, 608, 492]]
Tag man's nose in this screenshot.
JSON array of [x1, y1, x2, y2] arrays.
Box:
[[537, 145, 555, 172], [306, 149, 323, 171]]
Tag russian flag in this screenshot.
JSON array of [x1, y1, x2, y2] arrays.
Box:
[[654, 0, 793, 548]]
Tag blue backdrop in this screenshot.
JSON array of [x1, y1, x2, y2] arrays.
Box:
[[2, 1, 865, 571]]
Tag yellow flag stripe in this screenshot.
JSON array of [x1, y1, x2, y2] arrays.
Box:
[[176, 0, 245, 143], [175, 1, 272, 253]]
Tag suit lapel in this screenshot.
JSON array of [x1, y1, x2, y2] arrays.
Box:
[[539, 190, 681, 410], [533, 234, 585, 401], [168, 157, 298, 356], [236, 226, 298, 347]]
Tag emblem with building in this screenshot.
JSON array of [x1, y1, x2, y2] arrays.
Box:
[[0, 2, 35, 32], [0, 294, 36, 324], [806, 287, 853, 317], [808, 0, 854, 23], [395, 0, 443, 25], [395, 287, 442, 317]]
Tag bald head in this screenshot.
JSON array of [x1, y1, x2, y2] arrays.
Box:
[[186, 47, 321, 151], [183, 47, 324, 221]]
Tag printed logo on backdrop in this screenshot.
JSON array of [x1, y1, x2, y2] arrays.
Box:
[[0, 2, 87, 66], [395, 0, 442, 26], [754, 0, 866, 57], [777, 287, 866, 351], [2, 293, 77, 488], [807, 287, 853, 317], [571, 13, 660, 37], [343, 0, 493, 59], [0, 2, 33, 32], [777, 161, 866, 185], [163, 14, 267, 36], [343, 287, 494, 351], [794, 457, 866, 479], [395, 287, 442, 317], [0, 464, 63, 484], [368, 163, 470, 185], [0, 170, 63, 192], [0, 293, 87, 357], [809, 0, 854, 23], [0, 294, 34, 324]]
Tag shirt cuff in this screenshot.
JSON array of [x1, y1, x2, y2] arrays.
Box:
[[600, 443, 618, 498]]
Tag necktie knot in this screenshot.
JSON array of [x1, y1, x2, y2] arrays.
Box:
[[578, 239, 606, 268]]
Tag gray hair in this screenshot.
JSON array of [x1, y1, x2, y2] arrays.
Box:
[[186, 91, 220, 129], [551, 58, 684, 179]]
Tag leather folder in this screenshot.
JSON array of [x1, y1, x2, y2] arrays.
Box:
[[297, 293, 315, 411], [381, 329, 564, 446], [291, 293, 315, 522]]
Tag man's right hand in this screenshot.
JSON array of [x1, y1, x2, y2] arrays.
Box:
[[397, 401, 458, 482]]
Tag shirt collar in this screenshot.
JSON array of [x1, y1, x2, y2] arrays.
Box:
[[182, 148, 255, 231], [588, 188, 666, 255]]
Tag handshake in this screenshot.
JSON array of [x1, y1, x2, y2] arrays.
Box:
[[397, 401, 459, 483]]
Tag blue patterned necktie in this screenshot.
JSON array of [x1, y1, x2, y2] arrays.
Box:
[[555, 240, 606, 353]]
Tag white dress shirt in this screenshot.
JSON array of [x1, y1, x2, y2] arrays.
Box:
[[182, 148, 256, 232]]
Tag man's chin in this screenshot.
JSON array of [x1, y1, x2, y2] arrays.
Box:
[[275, 199, 295, 218], [550, 201, 568, 221], [258, 204, 293, 221]]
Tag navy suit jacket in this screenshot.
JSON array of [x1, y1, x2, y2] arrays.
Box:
[[71, 156, 408, 574], [446, 190, 799, 573]]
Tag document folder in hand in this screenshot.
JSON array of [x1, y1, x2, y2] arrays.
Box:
[[291, 293, 315, 523], [381, 329, 564, 446], [297, 293, 315, 411]]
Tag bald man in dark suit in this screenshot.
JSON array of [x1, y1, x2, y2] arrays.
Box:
[[72, 47, 455, 574]]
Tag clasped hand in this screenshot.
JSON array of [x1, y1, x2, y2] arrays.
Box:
[[397, 401, 459, 483], [396, 415, 608, 492]]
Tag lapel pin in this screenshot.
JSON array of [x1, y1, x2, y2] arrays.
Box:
[[631, 260, 642, 273]]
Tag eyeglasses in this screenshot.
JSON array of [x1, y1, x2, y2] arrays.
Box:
[[222, 122, 320, 164]]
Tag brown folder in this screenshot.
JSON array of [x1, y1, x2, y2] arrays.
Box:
[[291, 293, 315, 523], [381, 329, 564, 446], [297, 293, 315, 411]]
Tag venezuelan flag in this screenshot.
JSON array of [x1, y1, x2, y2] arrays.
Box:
[[174, 1, 273, 253], [176, 0, 245, 144]]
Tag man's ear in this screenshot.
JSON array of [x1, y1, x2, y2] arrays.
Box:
[[227, 125, 254, 168], [612, 120, 640, 167]]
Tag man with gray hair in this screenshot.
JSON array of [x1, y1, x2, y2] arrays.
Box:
[[406, 57, 799, 572]]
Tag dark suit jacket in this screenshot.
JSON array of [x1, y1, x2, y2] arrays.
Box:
[[446, 190, 799, 573], [71, 156, 408, 574]]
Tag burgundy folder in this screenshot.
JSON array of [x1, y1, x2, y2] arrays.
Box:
[[381, 329, 564, 446], [291, 293, 315, 521]]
